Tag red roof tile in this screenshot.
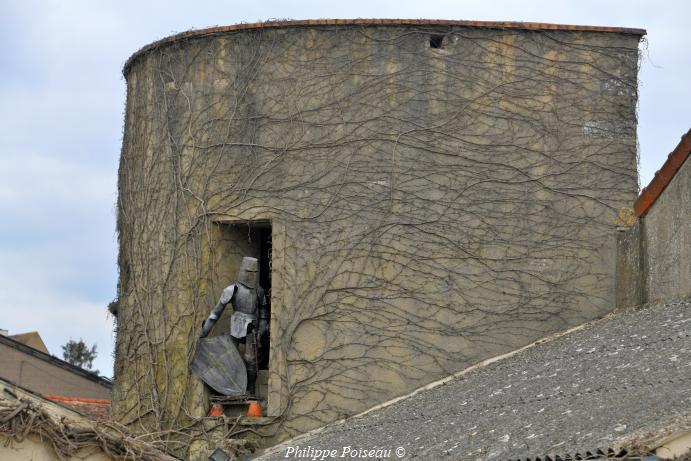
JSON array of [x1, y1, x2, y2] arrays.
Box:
[[634, 129, 691, 217], [44, 394, 111, 422]]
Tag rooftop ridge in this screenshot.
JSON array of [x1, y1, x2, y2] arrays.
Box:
[[0, 334, 112, 388], [123, 18, 646, 76], [634, 128, 691, 217]]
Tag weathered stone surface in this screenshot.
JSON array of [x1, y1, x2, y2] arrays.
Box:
[[616, 146, 691, 308], [642, 155, 691, 303], [114, 23, 641, 447], [616, 221, 643, 309]]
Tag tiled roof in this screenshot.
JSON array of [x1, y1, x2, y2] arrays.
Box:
[[634, 128, 691, 217], [255, 301, 691, 460], [124, 19, 646, 76], [44, 394, 111, 422], [0, 382, 178, 461]]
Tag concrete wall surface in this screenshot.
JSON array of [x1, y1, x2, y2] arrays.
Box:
[[617, 141, 690, 308], [642, 155, 691, 303], [114, 24, 641, 444]]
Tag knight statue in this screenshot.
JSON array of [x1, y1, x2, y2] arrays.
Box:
[[193, 256, 269, 396]]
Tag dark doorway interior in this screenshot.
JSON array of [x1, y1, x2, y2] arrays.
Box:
[[210, 221, 272, 404], [256, 224, 271, 370]]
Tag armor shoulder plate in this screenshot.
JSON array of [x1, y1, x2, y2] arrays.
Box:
[[219, 284, 236, 305]]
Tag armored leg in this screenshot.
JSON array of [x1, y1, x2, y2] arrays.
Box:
[[233, 333, 258, 395], [244, 329, 258, 395]]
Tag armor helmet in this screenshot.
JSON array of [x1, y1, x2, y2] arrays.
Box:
[[237, 257, 259, 288]]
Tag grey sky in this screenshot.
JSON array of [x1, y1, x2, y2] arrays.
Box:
[[0, 0, 688, 378]]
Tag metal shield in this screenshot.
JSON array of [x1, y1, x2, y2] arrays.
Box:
[[191, 335, 247, 396]]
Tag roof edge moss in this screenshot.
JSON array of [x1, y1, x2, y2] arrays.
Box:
[[123, 18, 647, 77]]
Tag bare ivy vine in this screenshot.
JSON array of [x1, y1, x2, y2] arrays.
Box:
[[114, 24, 641, 456]]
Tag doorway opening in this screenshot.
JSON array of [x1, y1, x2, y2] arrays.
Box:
[[207, 220, 272, 411]]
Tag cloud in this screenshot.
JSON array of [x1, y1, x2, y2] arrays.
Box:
[[0, 290, 115, 378], [1, 0, 689, 381], [0, 228, 115, 376]]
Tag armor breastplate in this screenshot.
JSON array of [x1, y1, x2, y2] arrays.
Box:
[[233, 283, 258, 317]]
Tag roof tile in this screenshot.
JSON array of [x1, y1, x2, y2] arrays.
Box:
[[44, 394, 111, 422], [634, 128, 691, 217], [256, 301, 691, 461]]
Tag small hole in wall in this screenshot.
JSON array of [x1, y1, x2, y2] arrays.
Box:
[[429, 34, 445, 49]]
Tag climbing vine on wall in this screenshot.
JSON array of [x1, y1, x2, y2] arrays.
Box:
[[114, 23, 641, 456]]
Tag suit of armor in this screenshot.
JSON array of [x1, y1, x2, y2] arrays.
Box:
[[200, 257, 269, 395]]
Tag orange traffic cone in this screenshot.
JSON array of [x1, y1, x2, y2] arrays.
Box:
[[208, 403, 224, 417], [247, 400, 263, 417]]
